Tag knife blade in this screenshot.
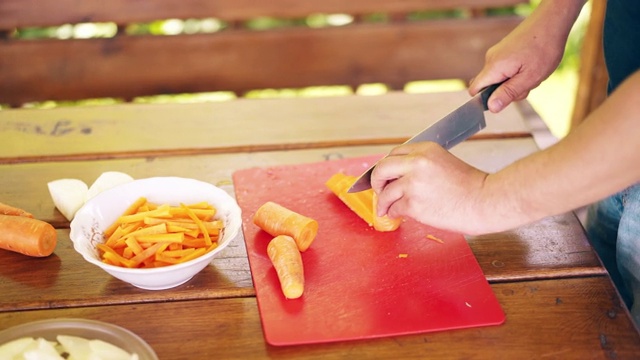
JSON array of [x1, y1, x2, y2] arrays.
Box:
[[347, 82, 503, 193]]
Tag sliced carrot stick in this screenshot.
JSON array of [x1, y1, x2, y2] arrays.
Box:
[[0, 215, 56, 257], [181, 204, 212, 246], [253, 201, 318, 252], [0, 202, 34, 218], [100, 198, 224, 268], [135, 232, 185, 243], [325, 172, 402, 232], [267, 235, 304, 299], [104, 197, 147, 238]]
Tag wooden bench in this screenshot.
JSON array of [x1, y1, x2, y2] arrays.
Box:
[[571, 0, 608, 129], [0, 0, 528, 106]]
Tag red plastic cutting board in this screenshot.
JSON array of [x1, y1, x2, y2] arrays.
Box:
[[232, 154, 505, 346]]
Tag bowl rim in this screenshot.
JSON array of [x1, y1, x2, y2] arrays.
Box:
[[0, 318, 158, 359], [69, 176, 242, 274]]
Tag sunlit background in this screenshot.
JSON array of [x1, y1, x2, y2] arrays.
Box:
[[3, 0, 590, 139]]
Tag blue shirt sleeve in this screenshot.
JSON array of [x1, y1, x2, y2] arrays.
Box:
[[603, 0, 640, 93]]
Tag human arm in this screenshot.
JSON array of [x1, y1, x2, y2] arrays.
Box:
[[371, 70, 640, 235], [468, 0, 586, 112]]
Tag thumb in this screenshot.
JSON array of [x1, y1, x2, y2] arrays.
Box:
[[485, 76, 532, 113]]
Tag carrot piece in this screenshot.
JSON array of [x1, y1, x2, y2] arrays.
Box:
[[170, 207, 216, 221], [117, 204, 172, 224], [0, 215, 57, 257], [253, 202, 318, 252], [124, 237, 144, 255], [121, 223, 168, 240], [325, 172, 402, 232], [135, 232, 185, 243], [129, 243, 164, 268], [181, 204, 212, 246], [0, 202, 34, 218], [104, 197, 147, 238], [144, 218, 222, 235], [99, 198, 223, 268], [161, 248, 196, 258], [268, 235, 304, 299], [371, 192, 402, 231], [184, 201, 214, 210], [182, 236, 208, 248], [97, 244, 135, 267], [177, 247, 207, 263]]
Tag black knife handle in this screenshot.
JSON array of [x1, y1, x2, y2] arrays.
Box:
[[480, 80, 508, 111]]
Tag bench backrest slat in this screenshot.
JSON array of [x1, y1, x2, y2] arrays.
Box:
[[0, 0, 527, 105]]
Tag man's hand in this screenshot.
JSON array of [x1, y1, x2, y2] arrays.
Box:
[[469, 0, 586, 112], [370, 142, 490, 235]]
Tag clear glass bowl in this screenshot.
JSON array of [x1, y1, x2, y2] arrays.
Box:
[[0, 318, 158, 360]]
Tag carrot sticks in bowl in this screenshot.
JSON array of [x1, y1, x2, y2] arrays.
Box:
[[98, 197, 224, 269]]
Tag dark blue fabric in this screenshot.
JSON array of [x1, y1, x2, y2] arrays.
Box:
[[603, 0, 640, 93]]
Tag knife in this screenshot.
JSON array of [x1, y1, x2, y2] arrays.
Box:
[[347, 82, 503, 193]]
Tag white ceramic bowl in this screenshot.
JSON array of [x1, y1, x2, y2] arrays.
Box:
[[70, 177, 242, 290], [0, 318, 158, 360]]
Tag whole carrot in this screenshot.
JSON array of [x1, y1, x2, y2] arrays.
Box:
[[0, 215, 57, 257], [253, 201, 318, 252], [0, 202, 34, 218], [267, 235, 304, 299]]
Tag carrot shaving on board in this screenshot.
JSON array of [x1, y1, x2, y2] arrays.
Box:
[[426, 234, 445, 244], [98, 197, 224, 268]]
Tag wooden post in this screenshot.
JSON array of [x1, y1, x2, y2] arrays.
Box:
[[570, 0, 608, 130]]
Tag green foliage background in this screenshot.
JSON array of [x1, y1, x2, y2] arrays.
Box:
[[7, 1, 590, 136]]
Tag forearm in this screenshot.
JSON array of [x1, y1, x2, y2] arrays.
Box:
[[522, 0, 586, 43], [480, 70, 640, 232], [468, 0, 587, 110]]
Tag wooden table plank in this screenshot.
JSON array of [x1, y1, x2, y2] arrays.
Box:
[[0, 91, 531, 162], [0, 140, 538, 227], [0, 214, 603, 313], [0, 139, 604, 312], [1, 278, 638, 359], [0, 229, 252, 313]]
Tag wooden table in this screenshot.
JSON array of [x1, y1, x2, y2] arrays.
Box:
[[1, 91, 639, 358]]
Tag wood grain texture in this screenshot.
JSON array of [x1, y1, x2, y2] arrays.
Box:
[[0, 140, 538, 226], [0, 214, 601, 312], [0, 0, 529, 28], [0, 18, 521, 105], [1, 278, 638, 359], [0, 144, 603, 313], [0, 91, 531, 162], [0, 229, 253, 313]]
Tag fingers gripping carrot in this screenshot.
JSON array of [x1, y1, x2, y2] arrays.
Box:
[[253, 201, 318, 252], [325, 173, 402, 232], [0, 215, 57, 257], [268, 235, 304, 299], [0, 202, 34, 218]]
